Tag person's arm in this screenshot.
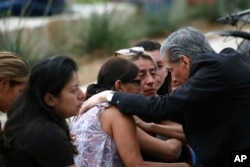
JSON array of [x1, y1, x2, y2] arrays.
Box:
[[103, 106, 191, 167], [80, 90, 114, 114], [81, 55, 227, 120], [136, 127, 183, 161], [134, 116, 186, 143]]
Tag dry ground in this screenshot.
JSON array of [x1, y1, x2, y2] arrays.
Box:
[[76, 56, 110, 86]]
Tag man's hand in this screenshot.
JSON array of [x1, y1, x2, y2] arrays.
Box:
[[79, 90, 114, 115]]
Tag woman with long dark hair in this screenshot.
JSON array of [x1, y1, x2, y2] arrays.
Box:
[[0, 55, 85, 167]]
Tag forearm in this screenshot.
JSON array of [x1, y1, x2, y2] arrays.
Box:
[[137, 127, 182, 161], [147, 123, 186, 143], [110, 92, 169, 119], [82, 90, 181, 119]]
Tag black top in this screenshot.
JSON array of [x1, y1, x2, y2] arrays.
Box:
[[7, 120, 74, 167], [110, 48, 250, 167]]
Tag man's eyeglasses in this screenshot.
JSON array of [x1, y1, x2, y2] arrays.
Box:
[[115, 47, 145, 56]]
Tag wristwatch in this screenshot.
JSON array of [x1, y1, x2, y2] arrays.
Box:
[[106, 91, 115, 102]]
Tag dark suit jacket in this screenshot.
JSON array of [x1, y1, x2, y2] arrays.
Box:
[[110, 48, 250, 167]]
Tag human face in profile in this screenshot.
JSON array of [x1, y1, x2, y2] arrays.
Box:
[[46, 72, 86, 118], [162, 54, 191, 91], [147, 50, 168, 90], [114, 76, 141, 94], [0, 77, 27, 113]]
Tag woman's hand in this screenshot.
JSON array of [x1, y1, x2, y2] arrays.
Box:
[[133, 115, 152, 133]]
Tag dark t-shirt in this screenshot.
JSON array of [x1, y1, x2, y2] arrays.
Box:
[[7, 121, 74, 167]]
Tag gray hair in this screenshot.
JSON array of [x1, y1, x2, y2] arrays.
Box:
[[160, 27, 215, 63]]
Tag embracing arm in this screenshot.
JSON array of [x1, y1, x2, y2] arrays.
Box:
[[135, 117, 186, 143], [103, 106, 190, 167], [109, 54, 228, 117], [136, 127, 182, 161], [81, 55, 227, 120]]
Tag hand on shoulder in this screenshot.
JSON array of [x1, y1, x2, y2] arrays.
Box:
[[79, 90, 114, 115]]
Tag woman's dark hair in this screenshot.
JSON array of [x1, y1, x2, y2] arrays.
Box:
[[0, 55, 78, 159], [86, 57, 139, 98], [157, 70, 172, 95], [134, 40, 161, 51]]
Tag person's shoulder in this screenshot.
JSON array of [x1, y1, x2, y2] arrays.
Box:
[[220, 47, 237, 53], [81, 102, 110, 116], [13, 119, 61, 147], [104, 105, 118, 112], [104, 105, 133, 122], [191, 51, 227, 73], [29, 120, 66, 142], [71, 102, 111, 124], [29, 119, 60, 131], [195, 47, 245, 72], [195, 48, 240, 62], [219, 47, 248, 62], [220, 47, 238, 54]]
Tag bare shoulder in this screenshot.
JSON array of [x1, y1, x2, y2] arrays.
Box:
[[100, 105, 134, 137], [103, 106, 131, 119], [102, 106, 134, 127]]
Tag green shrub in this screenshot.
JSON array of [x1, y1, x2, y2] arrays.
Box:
[[76, 6, 144, 57], [0, 1, 65, 67], [0, 19, 44, 67], [139, 12, 182, 38]]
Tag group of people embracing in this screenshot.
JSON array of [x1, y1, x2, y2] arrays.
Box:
[[0, 26, 250, 167]]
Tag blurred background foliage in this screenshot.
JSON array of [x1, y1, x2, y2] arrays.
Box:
[[76, 0, 105, 3], [0, 0, 249, 67]]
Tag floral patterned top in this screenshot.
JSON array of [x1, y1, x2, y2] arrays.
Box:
[[70, 102, 124, 167]]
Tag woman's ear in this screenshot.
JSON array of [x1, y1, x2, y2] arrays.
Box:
[[44, 93, 56, 107], [0, 79, 10, 91], [114, 80, 123, 92]]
